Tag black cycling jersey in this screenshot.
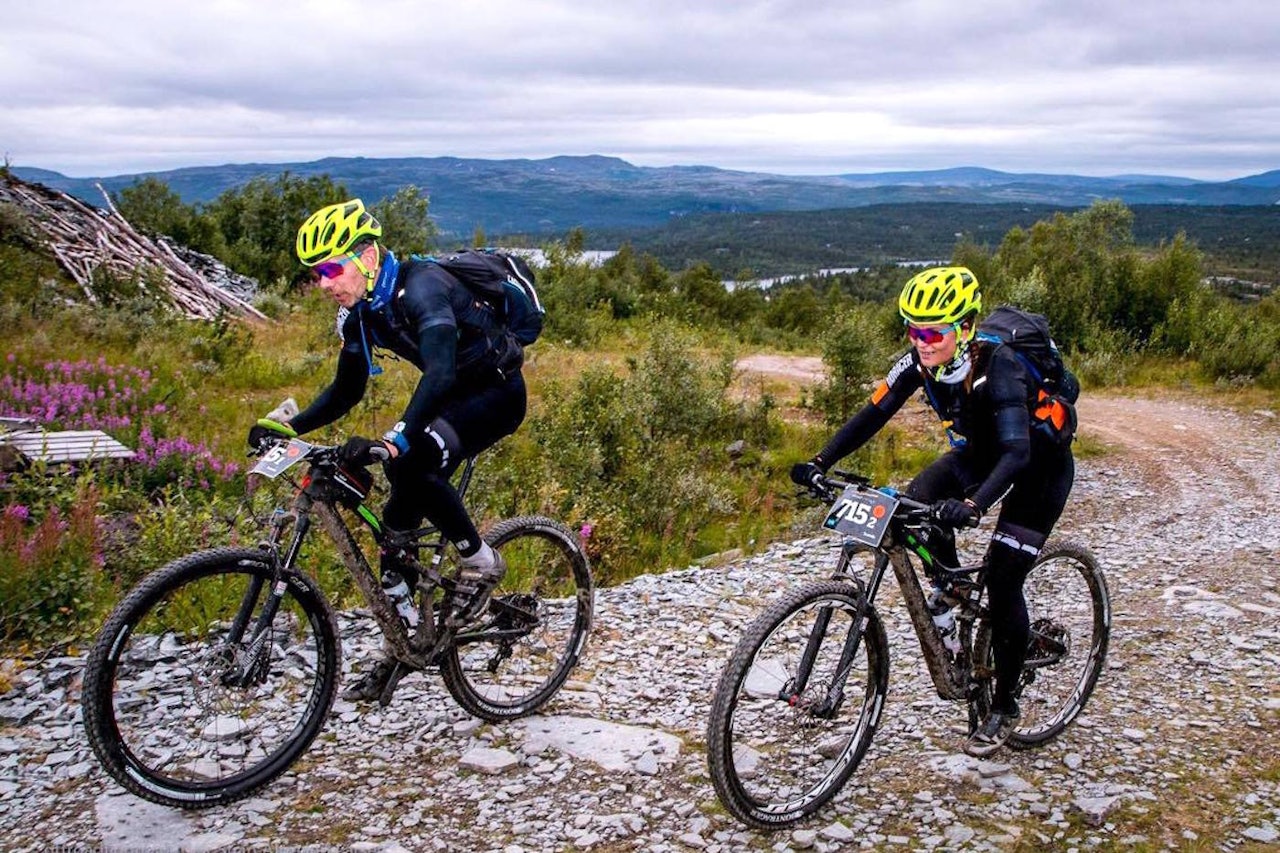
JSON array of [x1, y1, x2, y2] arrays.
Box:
[[289, 252, 527, 558], [291, 257, 512, 442], [816, 342, 1059, 513], [816, 338, 1076, 716]]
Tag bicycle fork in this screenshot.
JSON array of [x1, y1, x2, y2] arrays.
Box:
[[780, 548, 879, 719], [219, 509, 307, 688]]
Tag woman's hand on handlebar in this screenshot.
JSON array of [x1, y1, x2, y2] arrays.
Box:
[[935, 498, 982, 528], [789, 461, 826, 490]]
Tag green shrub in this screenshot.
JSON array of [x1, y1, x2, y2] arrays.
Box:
[[813, 306, 887, 426], [472, 324, 783, 582]]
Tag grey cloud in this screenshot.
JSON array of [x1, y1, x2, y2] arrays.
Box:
[[2, 0, 1277, 178]]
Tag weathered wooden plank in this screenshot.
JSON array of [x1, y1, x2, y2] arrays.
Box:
[[1, 429, 135, 463]]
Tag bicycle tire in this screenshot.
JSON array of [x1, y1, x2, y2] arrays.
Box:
[[707, 581, 890, 828], [971, 537, 1110, 748], [440, 516, 593, 721], [82, 548, 340, 808]]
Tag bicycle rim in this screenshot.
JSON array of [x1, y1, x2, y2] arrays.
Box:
[[82, 549, 339, 807], [707, 582, 889, 828], [985, 538, 1110, 748], [440, 516, 593, 721]]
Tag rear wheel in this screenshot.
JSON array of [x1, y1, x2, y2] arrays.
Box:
[[971, 538, 1110, 747], [440, 516, 593, 721], [707, 581, 889, 828], [82, 548, 339, 808]]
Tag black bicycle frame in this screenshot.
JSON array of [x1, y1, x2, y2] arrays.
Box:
[[790, 507, 986, 711], [224, 449, 483, 678]]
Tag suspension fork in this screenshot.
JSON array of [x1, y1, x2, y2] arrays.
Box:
[[807, 549, 889, 718], [221, 508, 312, 687]]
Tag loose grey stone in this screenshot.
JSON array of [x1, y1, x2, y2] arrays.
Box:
[[459, 747, 520, 775], [821, 822, 856, 842], [1242, 826, 1278, 843], [1072, 796, 1120, 827], [791, 829, 818, 849]]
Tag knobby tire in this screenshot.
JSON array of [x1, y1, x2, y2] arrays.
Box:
[[82, 548, 339, 809], [707, 580, 890, 829], [971, 537, 1110, 747], [440, 516, 593, 721]]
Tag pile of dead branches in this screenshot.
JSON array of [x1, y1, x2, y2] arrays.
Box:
[[0, 172, 265, 320]]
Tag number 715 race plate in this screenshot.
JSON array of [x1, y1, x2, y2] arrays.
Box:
[[823, 486, 899, 547]]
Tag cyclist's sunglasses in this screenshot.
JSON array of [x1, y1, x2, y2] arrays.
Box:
[[905, 323, 958, 345], [313, 253, 359, 280]]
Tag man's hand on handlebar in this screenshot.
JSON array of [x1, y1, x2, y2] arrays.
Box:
[[339, 436, 393, 467], [790, 461, 826, 489], [247, 418, 297, 453]]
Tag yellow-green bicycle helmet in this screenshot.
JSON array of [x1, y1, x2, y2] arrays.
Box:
[[296, 199, 382, 266], [898, 266, 982, 325]]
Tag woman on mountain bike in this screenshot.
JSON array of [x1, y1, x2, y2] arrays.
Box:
[[790, 266, 1075, 757], [250, 199, 526, 701]]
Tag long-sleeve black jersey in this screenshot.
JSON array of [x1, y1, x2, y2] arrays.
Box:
[[816, 344, 1046, 513], [291, 259, 511, 445]]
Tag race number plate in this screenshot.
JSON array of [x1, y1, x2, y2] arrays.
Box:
[[249, 438, 312, 479], [823, 486, 898, 547]]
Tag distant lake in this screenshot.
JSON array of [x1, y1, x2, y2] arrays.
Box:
[[722, 260, 945, 291]]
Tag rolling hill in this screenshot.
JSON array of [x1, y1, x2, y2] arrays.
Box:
[[12, 157, 1279, 239]]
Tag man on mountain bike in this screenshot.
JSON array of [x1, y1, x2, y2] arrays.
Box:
[[250, 199, 525, 701], [790, 266, 1075, 757]]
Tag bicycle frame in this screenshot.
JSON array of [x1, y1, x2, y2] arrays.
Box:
[[807, 478, 991, 707], [250, 443, 481, 673]]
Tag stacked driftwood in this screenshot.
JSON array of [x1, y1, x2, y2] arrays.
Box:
[[0, 172, 265, 320]]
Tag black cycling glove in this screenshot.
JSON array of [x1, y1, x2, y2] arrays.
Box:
[[936, 498, 981, 528], [339, 436, 392, 467], [789, 460, 826, 489]]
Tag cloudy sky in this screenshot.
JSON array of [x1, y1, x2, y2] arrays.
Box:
[[3, 0, 1277, 180]]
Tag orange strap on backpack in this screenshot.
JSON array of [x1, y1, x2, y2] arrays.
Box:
[[1034, 389, 1069, 430]]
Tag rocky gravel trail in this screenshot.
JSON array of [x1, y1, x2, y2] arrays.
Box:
[[2, 393, 1278, 852]]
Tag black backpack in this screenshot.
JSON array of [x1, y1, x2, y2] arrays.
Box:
[[976, 306, 1080, 444], [420, 249, 545, 346]]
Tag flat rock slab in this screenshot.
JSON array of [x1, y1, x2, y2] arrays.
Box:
[[512, 715, 681, 773]]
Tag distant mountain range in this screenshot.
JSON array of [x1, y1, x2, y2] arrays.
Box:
[[13, 156, 1280, 238]]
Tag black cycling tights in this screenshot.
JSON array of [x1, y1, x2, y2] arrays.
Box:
[[906, 446, 1075, 714], [381, 372, 526, 563]]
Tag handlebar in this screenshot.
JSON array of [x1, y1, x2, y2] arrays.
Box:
[[250, 435, 387, 469], [803, 469, 975, 528]]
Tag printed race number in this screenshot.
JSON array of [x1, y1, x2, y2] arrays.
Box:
[[249, 438, 312, 479], [823, 486, 898, 547]]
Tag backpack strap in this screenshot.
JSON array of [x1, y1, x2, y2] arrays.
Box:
[[974, 332, 1045, 386], [917, 366, 968, 449]]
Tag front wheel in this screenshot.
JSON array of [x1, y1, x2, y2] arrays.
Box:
[[707, 581, 890, 829], [81, 548, 340, 808], [440, 516, 593, 721], [972, 537, 1110, 747]]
